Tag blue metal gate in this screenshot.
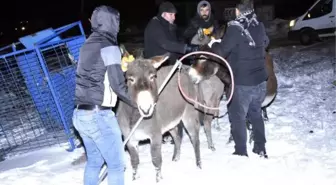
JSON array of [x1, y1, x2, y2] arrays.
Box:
[[0, 21, 86, 160]]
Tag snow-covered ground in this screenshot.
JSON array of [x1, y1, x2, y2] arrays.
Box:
[[0, 39, 336, 185]]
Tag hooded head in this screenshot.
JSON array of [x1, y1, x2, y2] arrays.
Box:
[[90, 5, 120, 38], [197, 1, 211, 21]]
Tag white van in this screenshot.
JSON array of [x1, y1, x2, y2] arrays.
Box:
[[288, 0, 335, 45]]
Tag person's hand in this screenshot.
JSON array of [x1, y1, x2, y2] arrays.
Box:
[[207, 38, 221, 48], [185, 44, 199, 54]]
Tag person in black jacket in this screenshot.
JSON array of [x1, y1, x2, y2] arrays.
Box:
[[73, 5, 136, 185], [208, 0, 270, 158], [184, 0, 219, 44], [144, 1, 199, 65]]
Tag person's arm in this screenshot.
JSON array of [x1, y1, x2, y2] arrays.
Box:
[[100, 46, 136, 108], [211, 24, 239, 58], [153, 23, 187, 54], [183, 19, 198, 42], [212, 19, 220, 37]]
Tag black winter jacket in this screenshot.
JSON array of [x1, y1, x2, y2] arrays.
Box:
[[212, 17, 269, 86], [144, 16, 187, 65], [183, 13, 219, 43]]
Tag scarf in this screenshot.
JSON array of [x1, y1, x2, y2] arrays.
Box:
[[228, 10, 259, 47]]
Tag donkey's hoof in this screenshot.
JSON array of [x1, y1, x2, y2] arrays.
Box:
[[214, 124, 221, 131], [155, 170, 163, 183], [208, 145, 216, 151], [71, 153, 87, 165], [132, 174, 140, 181], [132, 170, 140, 181], [172, 155, 180, 162], [227, 135, 234, 144], [196, 161, 202, 169]]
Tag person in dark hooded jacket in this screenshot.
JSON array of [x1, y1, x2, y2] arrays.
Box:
[[144, 1, 199, 65], [73, 5, 136, 185], [208, 0, 269, 158], [183, 0, 219, 44]]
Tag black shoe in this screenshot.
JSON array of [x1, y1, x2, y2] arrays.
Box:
[[252, 148, 268, 159], [232, 151, 248, 157]]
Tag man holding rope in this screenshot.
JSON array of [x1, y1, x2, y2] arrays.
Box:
[[73, 5, 137, 185], [208, 0, 269, 158]]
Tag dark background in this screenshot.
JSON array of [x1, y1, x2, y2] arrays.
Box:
[[0, 0, 317, 46]]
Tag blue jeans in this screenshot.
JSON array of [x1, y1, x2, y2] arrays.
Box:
[[228, 81, 267, 154], [73, 109, 125, 185]]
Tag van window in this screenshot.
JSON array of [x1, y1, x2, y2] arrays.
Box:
[[303, 0, 333, 20]]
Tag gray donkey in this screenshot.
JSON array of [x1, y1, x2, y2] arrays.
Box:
[[117, 54, 209, 182]]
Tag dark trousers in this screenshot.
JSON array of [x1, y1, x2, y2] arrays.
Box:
[[228, 81, 267, 154]]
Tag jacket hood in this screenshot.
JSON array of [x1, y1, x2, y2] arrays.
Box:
[[197, 0, 211, 21], [90, 5, 120, 38]]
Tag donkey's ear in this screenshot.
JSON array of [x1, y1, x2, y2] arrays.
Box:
[[150, 53, 170, 68]]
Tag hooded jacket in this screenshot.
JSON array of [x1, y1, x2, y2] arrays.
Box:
[[75, 6, 134, 107], [183, 0, 219, 43]]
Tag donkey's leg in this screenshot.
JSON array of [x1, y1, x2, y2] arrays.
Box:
[[227, 133, 234, 144], [126, 139, 140, 180], [150, 132, 163, 182], [169, 125, 183, 162], [214, 117, 222, 131], [262, 107, 269, 121], [203, 113, 216, 151], [227, 113, 234, 144], [182, 108, 201, 169]]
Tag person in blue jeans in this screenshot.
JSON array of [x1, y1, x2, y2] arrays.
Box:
[[208, 0, 269, 158], [73, 5, 137, 185]]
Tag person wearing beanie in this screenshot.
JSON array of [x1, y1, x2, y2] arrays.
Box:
[[208, 0, 270, 158], [144, 1, 199, 66], [183, 0, 219, 44]]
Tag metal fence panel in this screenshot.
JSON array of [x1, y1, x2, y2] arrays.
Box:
[[0, 21, 86, 160]]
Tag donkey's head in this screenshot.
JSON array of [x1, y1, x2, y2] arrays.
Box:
[[190, 24, 227, 46], [188, 24, 231, 85], [125, 53, 169, 118], [188, 45, 221, 84]]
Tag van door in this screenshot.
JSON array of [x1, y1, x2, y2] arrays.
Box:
[[302, 0, 335, 36]]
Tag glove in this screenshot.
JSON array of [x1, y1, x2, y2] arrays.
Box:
[[203, 28, 212, 35], [185, 44, 199, 54], [207, 38, 221, 48], [197, 28, 205, 40]]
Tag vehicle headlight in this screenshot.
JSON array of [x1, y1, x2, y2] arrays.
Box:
[[289, 20, 296, 27]]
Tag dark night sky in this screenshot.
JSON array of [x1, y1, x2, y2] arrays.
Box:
[[0, 0, 317, 25], [0, 0, 158, 29], [0, 0, 317, 45]]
